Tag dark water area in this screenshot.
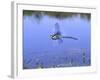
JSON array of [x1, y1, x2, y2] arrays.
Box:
[[23, 10, 91, 69]]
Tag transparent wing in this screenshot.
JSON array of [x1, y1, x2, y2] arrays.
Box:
[[55, 23, 60, 33], [62, 36, 78, 40]]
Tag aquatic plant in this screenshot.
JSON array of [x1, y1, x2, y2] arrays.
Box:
[[82, 52, 86, 64], [71, 58, 74, 65], [36, 61, 44, 69], [23, 58, 32, 69]]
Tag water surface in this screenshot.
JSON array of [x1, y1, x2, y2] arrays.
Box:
[[23, 10, 91, 69]]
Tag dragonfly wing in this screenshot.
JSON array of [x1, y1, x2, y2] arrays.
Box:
[[55, 23, 61, 33]]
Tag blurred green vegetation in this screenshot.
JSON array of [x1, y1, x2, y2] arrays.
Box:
[[23, 10, 91, 20]]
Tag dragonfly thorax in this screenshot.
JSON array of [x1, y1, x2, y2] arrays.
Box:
[[51, 34, 61, 40]]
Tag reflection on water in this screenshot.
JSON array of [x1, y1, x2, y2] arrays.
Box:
[[23, 10, 91, 69], [23, 10, 90, 20]]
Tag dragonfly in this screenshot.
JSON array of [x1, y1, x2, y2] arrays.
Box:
[[50, 23, 78, 43]]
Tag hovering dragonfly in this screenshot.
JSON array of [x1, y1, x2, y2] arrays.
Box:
[[50, 23, 78, 43]]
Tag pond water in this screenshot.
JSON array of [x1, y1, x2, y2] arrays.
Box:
[[23, 11, 91, 69]]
